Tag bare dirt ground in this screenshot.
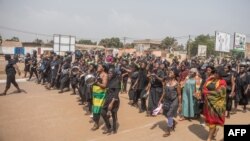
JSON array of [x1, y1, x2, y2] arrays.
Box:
[[0, 79, 250, 141]]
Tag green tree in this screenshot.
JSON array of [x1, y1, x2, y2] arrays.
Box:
[[189, 34, 216, 57], [161, 37, 177, 50], [0, 34, 2, 45], [124, 43, 134, 48], [99, 37, 123, 48], [77, 39, 96, 45], [231, 49, 245, 59], [33, 38, 44, 44], [6, 36, 19, 42]]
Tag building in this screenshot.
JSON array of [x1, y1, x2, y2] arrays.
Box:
[[246, 43, 250, 58], [0, 41, 22, 55], [22, 42, 53, 55], [0, 40, 53, 55], [133, 39, 161, 52], [75, 44, 105, 50]]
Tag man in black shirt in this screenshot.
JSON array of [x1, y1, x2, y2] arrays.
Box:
[[1, 54, 21, 95]]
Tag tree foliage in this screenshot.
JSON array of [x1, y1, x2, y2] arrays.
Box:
[[231, 49, 245, 59], [6, 36, 19, 42], [161, 37, 177, 50], [77, 39, 97, 45], [98, 37, 123, 48], [0, 34, 2, 45], [33, 38, 44, 44], [188, 34, 216, 57]]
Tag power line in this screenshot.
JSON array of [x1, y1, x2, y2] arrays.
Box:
[[0, 25, 52, 37]]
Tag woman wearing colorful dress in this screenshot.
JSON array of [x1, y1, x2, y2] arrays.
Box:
[[203, 68, 227, 141], [91, 63, 108, 131]]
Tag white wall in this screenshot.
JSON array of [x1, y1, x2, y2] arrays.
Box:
[[134, 43, 150, 52], [0, 47, 14, 54], [24, 47, 37, 54], [41, 48, 53, 54]]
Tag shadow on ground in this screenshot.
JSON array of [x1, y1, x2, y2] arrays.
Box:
[[188, 124, 208, 140], [150, 120, 167, 132]]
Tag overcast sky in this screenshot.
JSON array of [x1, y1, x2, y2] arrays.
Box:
[[0, 0, 249, 43]]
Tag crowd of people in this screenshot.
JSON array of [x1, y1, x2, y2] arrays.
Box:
[[2, 50, 250, 141]]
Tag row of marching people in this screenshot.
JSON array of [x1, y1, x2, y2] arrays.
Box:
[[24, 51, 122, 134], [3, 50, 249, 140], [120, 56, 250, 141]]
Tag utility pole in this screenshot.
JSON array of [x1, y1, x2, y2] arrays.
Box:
[[122, 37, 127, 47], [187, 35, 191, 59]]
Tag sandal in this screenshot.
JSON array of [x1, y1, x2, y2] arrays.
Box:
[[91, 124, 99, 131], [178, 117, 185, 121]]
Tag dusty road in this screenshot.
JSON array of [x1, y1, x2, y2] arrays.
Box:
[[0, 80, 249, 141]]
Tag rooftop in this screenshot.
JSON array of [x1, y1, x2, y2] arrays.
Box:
[[133, 39, 161, 45], [1, 40, 22, 47]]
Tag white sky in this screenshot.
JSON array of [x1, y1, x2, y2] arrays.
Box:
[[0, 0, 249, 44]]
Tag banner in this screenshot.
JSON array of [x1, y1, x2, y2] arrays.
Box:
[[215, 32, 231, 52], [234, 33, 246, 50], [53, 34, 76, 54], [197, 45, 207, 56]]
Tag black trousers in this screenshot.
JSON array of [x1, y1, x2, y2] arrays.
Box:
[[38, 71, 44, 83], [6, 74, 19, 90], [60, 75, 70, 90], [87, 99, 92, 112], [29, 67, 38, 80], [122, 78, 128, 92], [101, 108, 118, 132], [148, 87, 163, 112], [50, 77, 56, 87], [226, 91, 233, 111], [93, 113, 101, 125], [138, 89, 147, 111]]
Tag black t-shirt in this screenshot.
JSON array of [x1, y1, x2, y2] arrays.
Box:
[[130, 71, 139, 85], [121, 66, 129, 80], [5, 59, 16, 75], [50, 60, 60, 75], [137, 69, 148, 89], [25, 57, 31, 65], [31, 57, 37, 68], [151, 69, 164, 87]]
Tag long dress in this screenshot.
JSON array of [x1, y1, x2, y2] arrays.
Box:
[[182, 78, 198, 118], [203, 77, 226, 126], [163, 84, 178, 118]]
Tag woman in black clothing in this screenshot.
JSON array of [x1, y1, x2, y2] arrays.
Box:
[[223, 65, 236, 118], [1, 54, 21, 95], [28, 51, 38, 81], [159, 70, 181, 137], [236, 64, 249, 113], [24, 53, 31, 78], [101, 68, 121, 134], [128, 63, 139, 105], [83, 64, 97, 114], [148, 62, 164, 116], [58, 59, 71, 93], [134, 61, 149, 113]]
